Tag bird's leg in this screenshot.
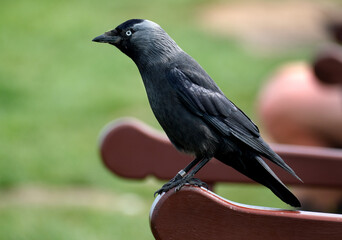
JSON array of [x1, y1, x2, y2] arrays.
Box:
[[174, 157, 210, 191], [154, 157, 211, 196], [154, 157, 201, 196]]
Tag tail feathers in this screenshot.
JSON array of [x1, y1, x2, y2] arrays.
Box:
[[218, 153, 301, 207], [234, 132, 302, 182], [254, 156, 301, 207], [258, 141, 302, 182]]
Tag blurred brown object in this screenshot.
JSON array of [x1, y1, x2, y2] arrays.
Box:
[[328, 20, 342, 44], [313, 44, 342, 85], [258, 63, 342, 148]]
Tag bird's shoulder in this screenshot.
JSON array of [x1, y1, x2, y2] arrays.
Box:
[[168, 53, 221, 92]]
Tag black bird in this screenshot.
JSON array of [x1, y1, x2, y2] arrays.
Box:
[[93, 19, 302, 207]]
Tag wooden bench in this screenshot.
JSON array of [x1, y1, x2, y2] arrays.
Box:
[[99, 118, 342, 240]]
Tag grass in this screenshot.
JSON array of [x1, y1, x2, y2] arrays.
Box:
[[0, 206, 153, 240], [0, 0, 312, 239]]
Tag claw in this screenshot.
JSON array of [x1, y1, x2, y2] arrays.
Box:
[[154, 173, 185, 197], [174, 177, 208, 191], [154, 176, 208, 197]]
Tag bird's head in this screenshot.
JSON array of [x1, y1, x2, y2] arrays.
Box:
[[93, 19, 181, 64]]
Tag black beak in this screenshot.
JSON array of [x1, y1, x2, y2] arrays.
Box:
[[92, 30, 120, 44], [92, 34, 108, 43]]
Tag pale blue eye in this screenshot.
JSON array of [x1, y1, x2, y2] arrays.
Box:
[[126, 30, 132, 36]]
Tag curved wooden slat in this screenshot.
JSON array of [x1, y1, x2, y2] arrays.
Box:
[[99, 118, 342, 187], [150, 186, 342, 240]]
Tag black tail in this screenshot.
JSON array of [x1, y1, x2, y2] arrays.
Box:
[[231, 132, 302, 183], [217, 154, 301, 207], [254, 156, 301, 207]]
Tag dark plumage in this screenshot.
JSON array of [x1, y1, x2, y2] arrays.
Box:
[[93, 19, 302, 207]]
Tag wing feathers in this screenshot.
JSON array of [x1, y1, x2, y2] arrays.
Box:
[[167, 66, 300, 181]]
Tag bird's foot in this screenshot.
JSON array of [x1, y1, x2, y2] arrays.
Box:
[[174, 176, 208, 191], [154, 175, 208, 196], [154, 173, 183, 196]]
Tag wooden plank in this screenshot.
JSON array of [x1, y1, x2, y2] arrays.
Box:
[[99, 118, 342, 187], [150, 186, 342, 240]]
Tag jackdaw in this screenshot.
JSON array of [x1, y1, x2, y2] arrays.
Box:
[[93, 19, 302, 207]]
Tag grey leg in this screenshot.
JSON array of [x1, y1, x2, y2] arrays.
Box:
[[154, 157, 211, 196]]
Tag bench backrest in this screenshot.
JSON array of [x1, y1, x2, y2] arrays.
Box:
[[99, 118, 342, 187]]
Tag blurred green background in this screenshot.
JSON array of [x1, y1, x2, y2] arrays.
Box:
[[0, 0, 323, 239]]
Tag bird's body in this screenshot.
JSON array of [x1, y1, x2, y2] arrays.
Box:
[[93, 19, 302, 207], [141, 52, 221, 158]]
